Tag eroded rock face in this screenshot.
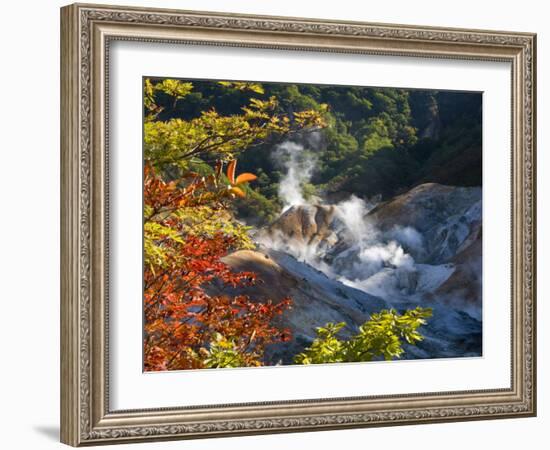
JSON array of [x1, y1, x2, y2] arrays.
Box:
[[266, 204, 337, 247], [260, 184, 482, 313], [370, 184, 480, 231], [220, 183, 483, 364], [369, 183, 482, 264], [433, 224, 482, 320], [219, 249, 388, 364], [367, 183, 482, 317]]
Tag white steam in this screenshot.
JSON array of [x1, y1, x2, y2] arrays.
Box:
[[259, 140, 454, 302], [258, 227, 335, 277], [330, 196, 419, 290], [273, 141, 316, 211], [334, 195, 375, 244], [386, 226, 425, 257]]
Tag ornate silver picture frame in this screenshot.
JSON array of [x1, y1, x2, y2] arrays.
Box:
[[60, 3, 536, 446]]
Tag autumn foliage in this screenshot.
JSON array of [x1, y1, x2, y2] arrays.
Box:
[[143, 79, 326, 371], [143, 164, 292, 370]]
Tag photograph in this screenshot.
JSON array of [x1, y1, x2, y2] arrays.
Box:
[[142, 77, 483, 372], [56, 2, 536, 446]]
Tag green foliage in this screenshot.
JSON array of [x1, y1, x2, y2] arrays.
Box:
[[155, 79, 194, 100], [144, 79, 327, 177], [202, 333, 249, 369], [144, 78, 193, 119], [144, 78, 319, 371], [143, 221, 184, 271], [234, 187, 281, 225], [361, 117, 394, 155], [301, 182, 318, 201], [147, 79, 482, 217], [295, 307, 433, 365], [173, 206, 255, 250], [218, 81, 265, 94], [143, 103, 282, 172], [232, 84, 425, 217]]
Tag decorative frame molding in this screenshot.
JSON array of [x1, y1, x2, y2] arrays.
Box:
[[60, 3, 536, 446]]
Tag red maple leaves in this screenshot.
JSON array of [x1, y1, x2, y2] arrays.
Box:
[[143, 165, 291, 371]]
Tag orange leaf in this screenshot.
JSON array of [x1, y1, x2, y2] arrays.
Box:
[[226, 160, 237, 184], [229, 186, 246, 198], [234, 173, 257, 185]]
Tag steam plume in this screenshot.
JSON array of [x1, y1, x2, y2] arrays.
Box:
[[273, 141, 316, 211]]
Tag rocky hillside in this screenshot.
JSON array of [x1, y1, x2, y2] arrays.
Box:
[[221, 183, 483, 364], [219, 249, 387, 364]]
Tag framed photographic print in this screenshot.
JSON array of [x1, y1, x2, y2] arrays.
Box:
[[60, 3, 537, 446]]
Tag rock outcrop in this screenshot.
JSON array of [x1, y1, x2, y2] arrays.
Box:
[[223, 183, 483, 363], [370, 184, 481, 259], [266, 204, 337, 248], [368, 183, 482, 316], [220, 249, 388, 364]]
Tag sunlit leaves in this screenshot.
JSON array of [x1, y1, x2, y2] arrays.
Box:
[[144, 79, 327, 173], [155, 79, 193, 99], [144, 78, 156, 113], [218, 81, 265, 94], [144, 78, 193, 121], [202, 333, 250, 369], [142, 77, 328, 371], [293, 107, 328, 128], [294, 307, 432, 365], [143, 164, 291, 371], [174, 206, 255, 250], [143, 221, 184, 272]]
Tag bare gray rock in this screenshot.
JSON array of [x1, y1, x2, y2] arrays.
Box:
[[221, 183, 483, 364], [220, 249, 388, 364]]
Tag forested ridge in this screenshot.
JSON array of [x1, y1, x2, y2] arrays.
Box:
[[149, 78, 482, 224]]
